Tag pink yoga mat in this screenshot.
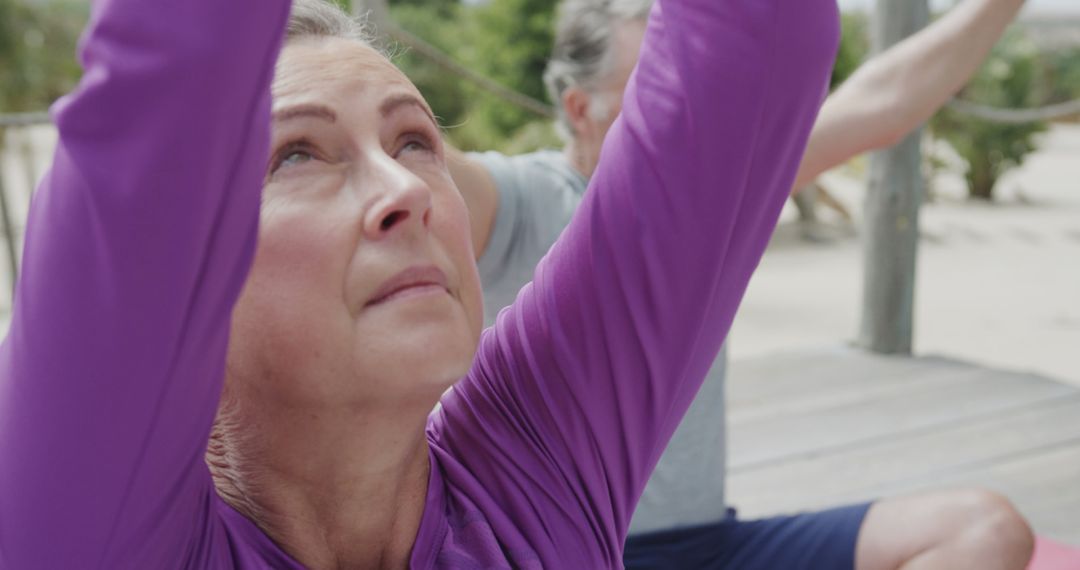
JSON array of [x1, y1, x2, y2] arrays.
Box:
[[1029, 537, 1080, 570]]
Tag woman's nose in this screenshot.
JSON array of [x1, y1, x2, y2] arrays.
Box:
[[362, 157, 433, 239]]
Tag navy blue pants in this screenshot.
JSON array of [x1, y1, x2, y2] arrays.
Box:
[[624, 503, 873, 570]]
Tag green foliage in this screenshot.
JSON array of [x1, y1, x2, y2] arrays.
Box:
[[1037, 47, 1080, 110], [488, 117, 560, 155], [390, 0, 557, 153], [932, 32, 1048, 200], [0, 0, 87, 113], [329, 0, 353, 12], [832, 12, 869, 89], [390, 2, 472, 132], [463, 0, 555, 136]]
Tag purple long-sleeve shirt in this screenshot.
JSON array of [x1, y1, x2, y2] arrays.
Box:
[[0, 0, 837, 568]]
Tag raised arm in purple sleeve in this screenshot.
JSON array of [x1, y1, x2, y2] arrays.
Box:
[[431, 0, 840, 566], [0, 0, 290, 568]]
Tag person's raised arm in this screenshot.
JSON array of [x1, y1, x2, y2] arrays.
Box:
[[0, 0, 289, 567], [794, 0, 1025, 189], [435, 0, 839, 564]]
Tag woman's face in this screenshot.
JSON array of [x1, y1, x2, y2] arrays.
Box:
[[228, 38, 483, 411]]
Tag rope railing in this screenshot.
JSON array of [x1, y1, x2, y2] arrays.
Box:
[[382, 22, 556, 119], [374, 15, 1080, 126], [353, 0, 556, 120], [946, 97, 1080, 125], [0, 112, 51, 128]]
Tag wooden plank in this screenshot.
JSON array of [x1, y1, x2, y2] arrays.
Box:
[[729, 364, 1075, 469], [726, 348, 1080, 544], [0, 137, 19, 300], [1030, 495, 1080, 546], [728, 394, 1080, 519], [869, 437, 1080, 505], [730, 356, 1013, 425], [1017, 478, 1080, 545], [728, 347, 949, 412]]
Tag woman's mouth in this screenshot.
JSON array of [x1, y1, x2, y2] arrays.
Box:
[[366, 265, 449, 307]]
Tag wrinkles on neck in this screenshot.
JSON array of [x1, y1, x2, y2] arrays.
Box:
[[207, 383, 433, 570]]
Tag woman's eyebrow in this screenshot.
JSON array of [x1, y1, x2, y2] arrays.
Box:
[[379, 93, 437, 127], [271, 104, 338, 124]]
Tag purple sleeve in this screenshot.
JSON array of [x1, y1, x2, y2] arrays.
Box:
[[433, 0, 839, 565], [0, 0, 289, 567]]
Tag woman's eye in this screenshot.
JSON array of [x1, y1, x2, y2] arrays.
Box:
[[398, 136, 435, 158], [280, 150, 314, 168], [268, 144, 318, 178]]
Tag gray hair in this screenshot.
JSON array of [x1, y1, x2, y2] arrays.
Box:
[[543, 0, 653, 139], [286, 0, 376, 46]]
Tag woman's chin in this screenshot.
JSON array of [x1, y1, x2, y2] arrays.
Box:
[[396, 331, 476, 380], [354, 308, 478, 390]]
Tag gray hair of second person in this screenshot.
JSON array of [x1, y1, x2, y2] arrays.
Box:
[[543, 0, 653, 140]]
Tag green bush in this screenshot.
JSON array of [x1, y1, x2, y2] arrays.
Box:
[[389, 1, 472, 136], [390, 0, 558, 153], [0, 0, 87, 113], [833, 12, 870, 89], [1037, 47, 1080, 113], [462, 0, 554, 138], [932, 32, 1047, 200]]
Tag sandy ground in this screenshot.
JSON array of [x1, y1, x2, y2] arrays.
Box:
[[731, 124, 1080, 386], [2, 123, 1078, 385]]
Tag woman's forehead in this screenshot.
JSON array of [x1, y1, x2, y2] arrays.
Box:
[[273, 38, 419, 104]]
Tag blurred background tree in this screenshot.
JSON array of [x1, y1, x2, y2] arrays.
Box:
[[3, 0, 1079, 170], [833, 12, 870, 89], [389, 0, 475, 144], [0, 0, 86, 113], [389, 0, 559, 152], [1037, 46, 1080, 114], [458, 0, 555, 139]]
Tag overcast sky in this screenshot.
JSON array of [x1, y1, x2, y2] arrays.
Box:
[[837, 0, 1080, 15]]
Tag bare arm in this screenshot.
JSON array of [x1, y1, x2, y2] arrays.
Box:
[[793, 0, 1025, 189], [446, 145, 500, 257]]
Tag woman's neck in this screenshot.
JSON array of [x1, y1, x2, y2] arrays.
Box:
[[564, 138, 599, 179], [209, 396, 433, 570]]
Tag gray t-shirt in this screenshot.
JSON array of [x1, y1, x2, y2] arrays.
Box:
[[470, 149, 729, 535]]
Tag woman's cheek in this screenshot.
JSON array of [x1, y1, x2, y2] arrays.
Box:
[[257, 200, 352, 290], [436, 190, 475, 251]]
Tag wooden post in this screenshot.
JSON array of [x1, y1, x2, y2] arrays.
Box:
[[0, 131, 20, 302], [856, 0, 930, 355]]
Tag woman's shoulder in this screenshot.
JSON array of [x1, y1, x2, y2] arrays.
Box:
[[422, 414, 587, 569]]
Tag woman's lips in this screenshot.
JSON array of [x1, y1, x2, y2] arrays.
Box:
[[366, 265, 449, 307]]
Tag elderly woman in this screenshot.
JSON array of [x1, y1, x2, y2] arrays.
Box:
[[0, 0, 837, 568]]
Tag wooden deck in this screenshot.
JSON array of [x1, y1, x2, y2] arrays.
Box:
[[726, 347, 1080, 545]]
